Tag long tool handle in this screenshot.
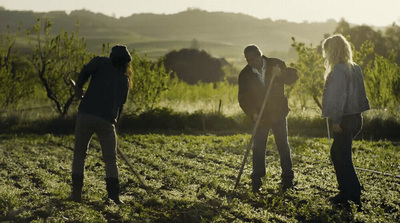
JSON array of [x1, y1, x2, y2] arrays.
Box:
[[326, 118, 331, 148], [234, 74, 276, 190], [117, 146, 148, 189]]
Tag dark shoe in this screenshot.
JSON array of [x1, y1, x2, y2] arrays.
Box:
[[329, 192, 348, 205], [282, 178, 294, 191], [106, 178, 123, 204], [68, 174, 84, 202], [251, 177, 262, 193], [349, 196, 363, 212]]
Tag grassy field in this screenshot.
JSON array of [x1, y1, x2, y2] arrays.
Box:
[[0, 133, 399, 222]]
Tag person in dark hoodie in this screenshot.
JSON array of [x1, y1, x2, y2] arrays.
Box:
[[238, 44, 298, 193], [68, 45, 132, 204], [321, 34, 370, 209]]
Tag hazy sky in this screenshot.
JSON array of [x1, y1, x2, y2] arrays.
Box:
[[1, 0, 399, 27]]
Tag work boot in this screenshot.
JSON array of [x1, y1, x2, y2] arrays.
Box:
[[106, 178, 123, 204], [330, 192, 363, 211], [251, 176, 262, 193], [349, 195, 363, 212], [68, 174, 84, 202], [329, 192, 348, 205], [282, 178, 294, 191]]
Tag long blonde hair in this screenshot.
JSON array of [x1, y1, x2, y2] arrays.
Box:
[[322, 34, 354, 79]]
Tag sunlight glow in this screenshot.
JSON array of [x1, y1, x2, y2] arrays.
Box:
[[0, 0, 399, 26]]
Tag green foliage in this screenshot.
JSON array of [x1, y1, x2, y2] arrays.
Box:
[[129, 52, 175, 111], [25, 18, 91, 116], [384, 23, 400, 64], [289, 38, 325, 109], [0, 23, 33, 108], [364, 52, 400, 108], [0, 134, 399, 222], [335, 19, 396, 63], [354, 41, 400, 109], [159, 80, 239, 115]]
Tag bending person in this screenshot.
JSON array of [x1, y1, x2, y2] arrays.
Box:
[[68, 45, 132, 204], [238, 44, 298, 193]]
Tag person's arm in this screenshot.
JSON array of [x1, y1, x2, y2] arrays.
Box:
[[74, 57, 99, 98], [268, 59, 298, 85], [323, 65, 348, 131], [277, 62, 298, 85], [280, 67, 299, 85], [238, 70, 263, 119]]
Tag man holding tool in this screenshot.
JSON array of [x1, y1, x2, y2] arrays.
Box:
[[68, 45, 132, 204], [237, 44, 298, 193]]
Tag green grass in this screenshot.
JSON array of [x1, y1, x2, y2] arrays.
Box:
[[0, 134, 399, 222]]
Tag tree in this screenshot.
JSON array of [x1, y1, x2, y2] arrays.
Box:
[[129, 51, 175, 111], [163, 48, 224, 84], [0, 23, 33, 108], [334, 19, 351, 34], [334, 19, 399, 65], [357, 41, 400, 109], [289, 37, 325, 109], [26, 19, 91, 116], [384, 23, 400, 65]]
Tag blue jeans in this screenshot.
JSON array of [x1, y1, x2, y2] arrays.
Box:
[[331, 113, 362, 198], [251, 117, 294, 181], [72, 114, 119, 178]]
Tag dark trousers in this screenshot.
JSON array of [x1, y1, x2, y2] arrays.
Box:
[[331, 113, 362, 198], [72, 114, 119, 179], [251, 117, 294, 181]]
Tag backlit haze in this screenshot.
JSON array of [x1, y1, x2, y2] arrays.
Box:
[[0, 0, 399, 27]]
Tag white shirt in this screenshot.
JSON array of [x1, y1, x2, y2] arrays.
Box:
[[251, 58, 267, 85]]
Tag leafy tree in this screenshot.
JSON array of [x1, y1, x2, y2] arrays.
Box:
[[384, 23, 400, 64], [334, 19, 351, 34], [289, 37, 325, 109], [25, 19, 91, 116], [163, 48, 224, 84], [129, 51, 175, 111], [353, 40, 400, 109], [335, 19, 400, 65], [0, 23, 33, 108]]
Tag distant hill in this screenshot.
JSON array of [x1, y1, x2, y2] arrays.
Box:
[[0, 8, 338, 64]]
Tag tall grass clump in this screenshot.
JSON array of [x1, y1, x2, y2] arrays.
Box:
[[159, 80, 240, 116]]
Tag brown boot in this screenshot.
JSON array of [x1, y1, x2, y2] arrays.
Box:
[[68, 174, 83, 202]]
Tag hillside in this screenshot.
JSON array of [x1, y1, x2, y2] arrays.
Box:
[[0, 8, 337, 63]]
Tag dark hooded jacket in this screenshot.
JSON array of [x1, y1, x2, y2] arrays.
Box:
[[76, 56, 129, 124], [238, 56, 298, 125]]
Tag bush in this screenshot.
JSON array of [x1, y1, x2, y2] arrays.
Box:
[[164, 48, 224, 84]]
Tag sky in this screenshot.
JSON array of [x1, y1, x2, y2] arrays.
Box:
[[1, 0, 399, 27]]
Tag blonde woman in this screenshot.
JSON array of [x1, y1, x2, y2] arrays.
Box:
[[321, 34, 370, 209]]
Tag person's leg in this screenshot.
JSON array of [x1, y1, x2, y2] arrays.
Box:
[[341, 114, 362, 201], [69, 114, 95, 202], [251, 124, 270, 192], [95, 117, 121, 203], [330, 131, 345, 194], [271, 117, 294, 189], [330, 114, 362, 205]]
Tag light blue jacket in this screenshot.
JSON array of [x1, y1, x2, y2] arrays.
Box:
[[322, 63, 370, 124]]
